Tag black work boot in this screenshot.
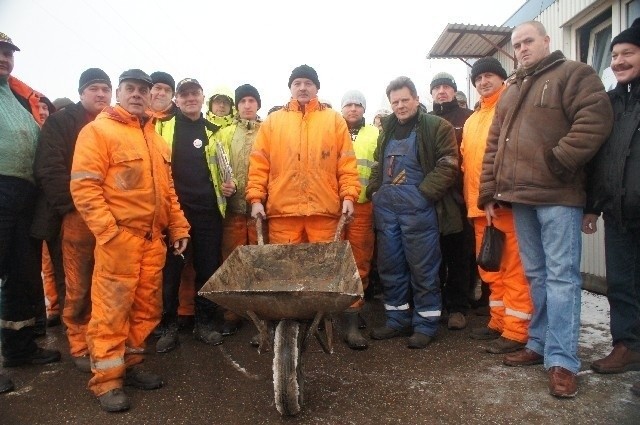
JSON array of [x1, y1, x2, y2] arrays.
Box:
[[193, 323, 223, 346], [156, 322, 179, 353], [124, 367, 163, 390], [342, 311, 368, 350], [98, 388, 130, 412], [2, 347, 61, 367], [0, 373, 15, 393]]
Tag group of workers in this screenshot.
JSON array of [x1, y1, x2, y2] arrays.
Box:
[[1, 16, 640, 414]]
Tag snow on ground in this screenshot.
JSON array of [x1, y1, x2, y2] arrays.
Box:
[[579, 290, 612, 352]]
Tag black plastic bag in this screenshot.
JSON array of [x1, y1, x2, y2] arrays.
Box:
[[476, 224, 505, 272]]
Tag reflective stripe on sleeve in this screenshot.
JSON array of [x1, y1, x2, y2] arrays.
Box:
[[489, 300, 504, 307], [70, 171, 104, 182]]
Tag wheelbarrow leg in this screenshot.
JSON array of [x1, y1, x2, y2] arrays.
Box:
[[246, 310, 272, 354], [313, 316, 334, 354]]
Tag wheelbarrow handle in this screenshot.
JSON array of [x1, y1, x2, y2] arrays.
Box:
[[256, 215, 265, 246], [333, 214, 348, 242]]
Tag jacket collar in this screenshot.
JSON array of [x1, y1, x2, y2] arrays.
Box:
[[432, 99, 459, 115], [99, 105, 151, 127], [480, 85, 506, 109], [611, 78, 640, 98], [515, 50, 566, 80], [284, 97, 325, 113]]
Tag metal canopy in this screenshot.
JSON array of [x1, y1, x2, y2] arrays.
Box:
[[427, 23, 517, 67]]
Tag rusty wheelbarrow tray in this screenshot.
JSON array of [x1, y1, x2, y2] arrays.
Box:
[[199, 215, 363, 416]]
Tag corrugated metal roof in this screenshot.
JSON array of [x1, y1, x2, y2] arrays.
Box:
[[427, 23, 514, 59]]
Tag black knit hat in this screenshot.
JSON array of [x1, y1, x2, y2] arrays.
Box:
[[430, 72, 457, 92], [150, 71, 175, 93], [288, 64, 320, 89], [78, 68, 111, 94], [471, 57, 508, 87], [611, 18, 640, 51], [235, 84, 261, 109]]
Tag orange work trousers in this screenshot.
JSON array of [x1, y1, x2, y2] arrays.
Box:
[[61, 211, 96, 357], [473, 210, 532, 343], [221, 212, 261, 322], [268, 215, 339, 244], [87, 229, 165, 396], [344, 202, 374, 309], [42, 242, 59, 317]]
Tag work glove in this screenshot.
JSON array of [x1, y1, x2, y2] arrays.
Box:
[[251, 202, 265, 219], [342, 199, 354, 217]]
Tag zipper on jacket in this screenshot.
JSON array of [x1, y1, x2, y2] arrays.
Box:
[[541, 80, 549, 106]]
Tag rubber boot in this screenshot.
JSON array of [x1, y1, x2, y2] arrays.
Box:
[[342, 311, 368, 350]]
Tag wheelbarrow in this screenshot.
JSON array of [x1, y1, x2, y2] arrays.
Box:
[[199, 214, 363, 416]]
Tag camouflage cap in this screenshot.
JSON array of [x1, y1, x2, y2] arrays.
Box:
[[0, 32, 20, 51]]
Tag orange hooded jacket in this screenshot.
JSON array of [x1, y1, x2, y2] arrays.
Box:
[[8, 75, 42, 126], [246, 97, 360, 218], [70, 105, 190, 245]]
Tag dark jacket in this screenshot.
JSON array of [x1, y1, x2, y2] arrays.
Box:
[[586, 80, 640, 229], [366, 109, 462, 235], [31, 102, 92, 240], [478, 50, 613, 209], [430, 99, 473, 145]]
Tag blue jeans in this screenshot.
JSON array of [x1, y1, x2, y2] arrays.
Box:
[[512, 204, 582, 373], [603, 218, 640, 351]]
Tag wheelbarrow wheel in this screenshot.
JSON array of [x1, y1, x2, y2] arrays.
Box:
[[273, 319, 304, 416]]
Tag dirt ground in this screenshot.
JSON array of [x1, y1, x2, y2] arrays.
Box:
[[0, 291, 638, 424]]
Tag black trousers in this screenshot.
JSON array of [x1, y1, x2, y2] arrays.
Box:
[[439, 224, 474, 314], [162, 206, 223, 325], [0, 176, 41, 359]]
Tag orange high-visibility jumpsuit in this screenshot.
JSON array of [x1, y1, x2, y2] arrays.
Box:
[[61, 211, 95, 357], [42, 243, 59, 318], [71, 105, 190, 396], [461, 86, 532, 343], [247, 97, 360, 245]]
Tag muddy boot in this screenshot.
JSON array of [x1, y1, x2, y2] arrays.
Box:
[[485, 337, 526, 354], [194, 323, 223, 346], [72, 355, 91, 373], [156, 322, 180, 353], [98, 388, 130, 412], [342, 312, 368, 350], [124, 367, 163, 390]]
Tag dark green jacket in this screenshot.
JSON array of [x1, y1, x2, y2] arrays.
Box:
[[366, 109, 462, 235]]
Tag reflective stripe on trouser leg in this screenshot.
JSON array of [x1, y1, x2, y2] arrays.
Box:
[[87, 230, 165, 396], [491, 210, 532, 343], [346, 202, 374, 309], [61, 211, 95, 357]]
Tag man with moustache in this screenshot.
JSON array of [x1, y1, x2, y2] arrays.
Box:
[[478, 21, 613, 398], [583, 18, 640, 398], [70, 69, 190, 412], [33, 68, 113, 373]]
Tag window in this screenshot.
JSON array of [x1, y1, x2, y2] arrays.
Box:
[[628, 0, 640, 25], [578, 11, 612, 79]]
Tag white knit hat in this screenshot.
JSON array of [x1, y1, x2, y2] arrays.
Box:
[[341, 90, 366, 110]]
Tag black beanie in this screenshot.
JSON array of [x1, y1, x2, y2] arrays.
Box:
[[471, 57, 508, 87], [150, 71, 176, 93], [288, 64, 320, 89], [235, 84, 261, 109], [611, 18, 640, 51], [78, 68, 111, 94]]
